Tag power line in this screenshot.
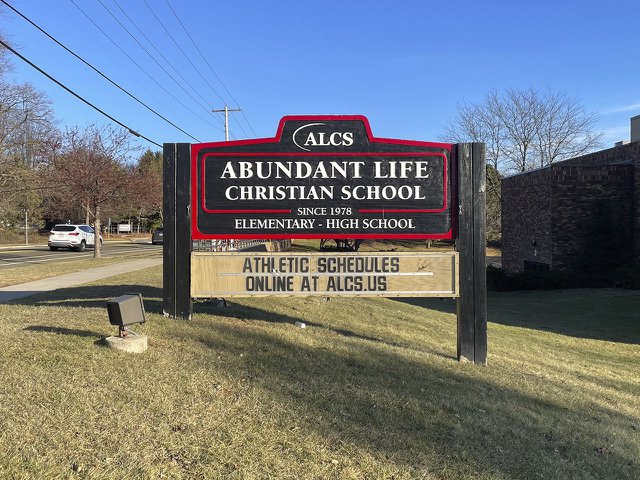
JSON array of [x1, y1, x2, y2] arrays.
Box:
[[0, 0, 201, 142], [67, 0, 224, 133], [142, 0, 226, 105], [94, 0, 225, 129], [141, 0, 250, 138], [108, 0, 225, 130], [162, 0, 258, 138], [0, 38, 162, 148]]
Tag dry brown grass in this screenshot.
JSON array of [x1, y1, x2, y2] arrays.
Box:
[[0, 257, 137, 288], [0, 266, 638, 479]]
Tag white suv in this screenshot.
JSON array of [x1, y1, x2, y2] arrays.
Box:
[[48, 224, 103, 252]]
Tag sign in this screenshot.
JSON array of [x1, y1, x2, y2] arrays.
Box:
[[191, 116, 453, 240], [165, 135, 486, 363], [191, 252, 459, 298]]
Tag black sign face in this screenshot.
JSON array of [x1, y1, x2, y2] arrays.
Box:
[[191, 116, 454, 240]]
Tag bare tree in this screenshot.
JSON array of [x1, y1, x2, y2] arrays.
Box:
[[0, 30, 12, 78], [132, 149, 163, 225], [499, 88, 540, 172], [0, 156, 42, 231], [0, 83, 56, 167], [442, 89, 507, 172], [442, 87, 603, 174], [532, 88, 602, 167], [46, 125, 137, 258], [0, 43, 57, 235]]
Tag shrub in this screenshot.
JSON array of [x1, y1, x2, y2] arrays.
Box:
[[487, 265, 571, 291], [489, 264, 640, 291], [611, 264, 640, 289]]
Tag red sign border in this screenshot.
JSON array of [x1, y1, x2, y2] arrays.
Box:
[[191, 115, 454, 240]]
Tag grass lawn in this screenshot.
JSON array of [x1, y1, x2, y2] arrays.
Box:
[[0, 249, 160, 289], [0, 266, 638, 479]]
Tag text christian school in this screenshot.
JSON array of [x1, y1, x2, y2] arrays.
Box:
[[219, 159, 433, 201]]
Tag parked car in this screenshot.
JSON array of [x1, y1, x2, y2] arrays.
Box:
[[48, 224, 103, 252], [151, 227, 163, 245]]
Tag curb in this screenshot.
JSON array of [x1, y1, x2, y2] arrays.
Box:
[[0, 244, 46, 250]]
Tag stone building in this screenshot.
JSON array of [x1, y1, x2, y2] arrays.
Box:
[[501, 115, 640, 279]]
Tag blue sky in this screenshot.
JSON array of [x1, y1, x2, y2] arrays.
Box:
[[2, 0, 639, 153]]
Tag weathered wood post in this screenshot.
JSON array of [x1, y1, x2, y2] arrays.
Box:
[[455, 142, 487, 364], [163, 143, 192, 319]]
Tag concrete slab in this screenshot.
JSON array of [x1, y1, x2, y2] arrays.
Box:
[[104, 334, 148, 353], [0, 258, 162, 303]]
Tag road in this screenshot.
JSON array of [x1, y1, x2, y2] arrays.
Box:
[[0, 242, 162, 269]]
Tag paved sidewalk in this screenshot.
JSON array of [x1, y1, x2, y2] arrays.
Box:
[[0, 258, 162, 303], [0, 240, 143, 250]]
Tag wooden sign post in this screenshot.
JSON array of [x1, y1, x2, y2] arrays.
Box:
[[163, 116, 487, 364], [455, 144, 487, 364], [162, 142, 192, 320]]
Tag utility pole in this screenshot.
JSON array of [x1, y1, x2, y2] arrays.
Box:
[[212, 106, 242, 141], [212, 105, 242, 253]]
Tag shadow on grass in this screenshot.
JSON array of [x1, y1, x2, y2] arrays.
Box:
[[397, 290, 640, 345], [486, 289, 640, 344], [393, 297, 457, 315], [11, 284, 164, 314], [178, 320, 639, 479], [23, 325, 101, 338], [213, 300, 454, 360]]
